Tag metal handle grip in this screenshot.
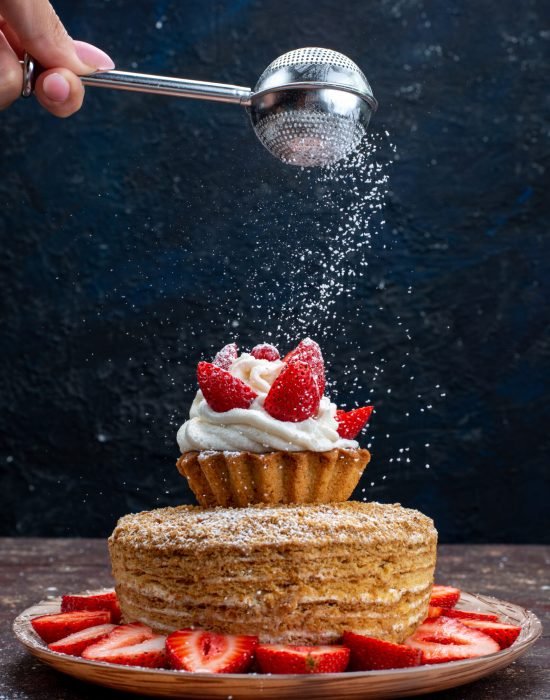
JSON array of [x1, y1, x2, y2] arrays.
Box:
[[20, 53, 252, 106]]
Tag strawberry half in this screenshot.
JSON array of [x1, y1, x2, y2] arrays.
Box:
[[166, 629, 258, 673], [31, 610, 112, 644], [256, 644, 349, 674], [460, 620, 521, 649], [82, 623, 154, 661], [336, 406, 374, 440], [197, 361, 257, 412], [48, 623, 116, 656], [61, 591, 121, 623], [251, 343, 280, 362], [343, 631, 422, 670], [213, 343, 238, 370], [405, 617, 500, 664], [430, 585, 461, 608], [84, 634, 167, 668], [442, 608, 499, 622], [264, 360, 320, 422], [284, 338, 325, 397]]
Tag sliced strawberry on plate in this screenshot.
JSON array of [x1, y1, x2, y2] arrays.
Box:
[[336, 406, 374, 439], [284, 338, 325, 397], [460, 620, 521, 649], [82, 622, 154, 661], [84, 633, 167, 667], [61, 590, 121, 623], [430, 585, 461, 608], [441, 608, 499, 622], [31, 610, 112, 644], [343, 631, 421, 670], [48, 623, 116, 656], [213, 343, 238, 370], [264, 360, 320, 422], [256, 644, 350, 674], [197, 361, 257, 412], [405, 617, 500, 664], [166, 629, 258, 673], [250, 343, 280, 361]]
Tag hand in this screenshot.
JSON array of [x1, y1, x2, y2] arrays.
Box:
[[0, 0, 114, 116]]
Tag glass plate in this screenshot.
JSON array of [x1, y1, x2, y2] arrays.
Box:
[[13, 590, 542, 699]]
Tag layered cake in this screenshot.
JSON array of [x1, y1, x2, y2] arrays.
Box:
[[109, 501, 437, 644], [176, 339, 371, 506], [109, 338, 438, 648]]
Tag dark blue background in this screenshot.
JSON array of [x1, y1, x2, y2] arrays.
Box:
[[1, 0, 548, 541]]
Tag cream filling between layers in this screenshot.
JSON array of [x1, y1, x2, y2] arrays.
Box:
[[177, 353, 359, 453]]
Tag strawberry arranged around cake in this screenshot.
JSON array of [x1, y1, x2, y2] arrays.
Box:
[[28, 340, 521, 674]]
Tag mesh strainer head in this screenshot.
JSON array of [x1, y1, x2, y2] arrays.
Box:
[[248, 48, 377, 167]]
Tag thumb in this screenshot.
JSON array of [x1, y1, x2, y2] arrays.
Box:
[[0, 0, 114, 73]]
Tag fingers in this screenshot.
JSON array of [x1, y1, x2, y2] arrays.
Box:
[[34, 67, 84, 117], [0, 0, 114, 74], [0, 30, 21, 110]]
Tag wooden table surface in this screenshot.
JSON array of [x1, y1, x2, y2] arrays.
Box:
[[1, 540, 548, 699]]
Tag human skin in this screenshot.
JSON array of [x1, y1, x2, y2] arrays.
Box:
[[0, 0, 114, 116]]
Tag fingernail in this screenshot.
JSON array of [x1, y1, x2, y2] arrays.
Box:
[[43, 73, 70, 102], [74, 40, 115, 71]]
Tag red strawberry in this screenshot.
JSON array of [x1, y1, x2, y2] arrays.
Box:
[[84, 634, 167, 668], [460, 620, 521, 649], [264, 360, 320, 422], [31, 611, 112, 644], [166, 629, 258, 673], [336, 406, 374, 439], [430, 585, 461, 608], [343, 631, 421, 670], [256, 644, 350, 674], [251, 343, 280, 362], [405, 617, 500, 664], [197, 361, 257, 412], [48, 623, 116, 656], [284, 338, 325, 397], [61, 591, 121, 623], [213, 343, 238, 370], [82, 623, 154, 661], [442, 608, 499, 622]]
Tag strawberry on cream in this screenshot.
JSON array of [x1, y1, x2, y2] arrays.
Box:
[[177, 352, 359, 454]]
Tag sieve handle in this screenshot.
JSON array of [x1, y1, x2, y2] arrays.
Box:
[[20, 53, 252, 105]]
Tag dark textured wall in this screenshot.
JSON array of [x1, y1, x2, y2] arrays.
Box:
[[1, 0, 548, 541]]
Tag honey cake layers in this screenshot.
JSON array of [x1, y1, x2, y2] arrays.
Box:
[[109, 501, 437, 644]]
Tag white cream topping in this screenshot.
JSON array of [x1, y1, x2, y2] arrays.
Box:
[[177, 353, 359, 453]]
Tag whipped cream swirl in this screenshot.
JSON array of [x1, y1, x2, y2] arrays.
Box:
[[177, 353, 359, 453]]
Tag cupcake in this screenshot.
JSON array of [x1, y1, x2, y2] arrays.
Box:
[[176, 338, 373, 507]]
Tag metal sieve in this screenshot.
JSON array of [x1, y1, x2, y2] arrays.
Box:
[[22, 47, 377, 167]]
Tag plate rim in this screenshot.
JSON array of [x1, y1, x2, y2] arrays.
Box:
[[13, 589, 543, 684]]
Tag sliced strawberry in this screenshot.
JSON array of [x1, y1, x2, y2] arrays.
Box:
[[83, 634, 167, 667], [460, 620, 521, 649], [426, 606, 443, 619], [405, 617, 500, 664], [82, 623, 153, 660], [256, 644, 349, 674], [284, 338, 325, 397], [197, 361, 257, 412], [250, 343, 280, 362], [430, 585, 461, 608], [336, 406, 374, 439], [61, 591, 121, 623], [343, 631, 421, 670], [31, 610, 112, 644], [166, 629, 258, 673], [213, 343, 238, 370], [264, 360, 320, 422], [48, 623, 116, 656], [442, 608, 499, 622]]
